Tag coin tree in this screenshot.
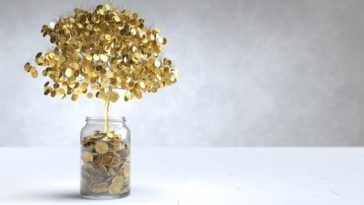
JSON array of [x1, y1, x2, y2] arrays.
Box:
[[24, 4, 179, 132]]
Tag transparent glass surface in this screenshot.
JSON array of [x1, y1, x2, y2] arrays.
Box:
[[80, 117, 130, 199]]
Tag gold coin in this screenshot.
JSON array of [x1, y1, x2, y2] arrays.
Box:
[[35, 52, 42, 59], [95, 141, 108, 154], [120, 149, 129, 159], [113, 15, 120, 22], [81, 137, 92, 146], [44, 88, 51, 95], [91, 183, 109, 193], [82, 151, 93, 162], [86, 92, 93, 98], [109, 91, 119, 102], [112, 175, 124, 185], [108, 167, 117, 177], [163, 58, 171, 65], [92, 154, 103, 166], [93, 130, 105, 137], [71, 94, 78, 101], [131, 52, 141, 63], [85, 54, 93, 61], [82, 163, 93, 178], [70, 63, 79, 70], [100, 54, 108, 62], [162, 37, 167, 45], [95, 165, 108, 176], [154, 59, 161, 68], [56, 88, 65, 95], [31, 70, 38, 78], [108, 183, 121, 195], [86, 24, 93, 31], [93, 54, 99, 61], [102, 154, 113, 166], [122, 162, 130, 177], [104, 34, 111, 41], [65, 68, 73, 77], [24, 63, 31, 72]]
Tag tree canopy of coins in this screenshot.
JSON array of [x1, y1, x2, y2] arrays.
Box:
[[24, 4, 179, 131]]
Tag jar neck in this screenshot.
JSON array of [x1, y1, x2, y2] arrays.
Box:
[[86, 117, 126, 124]]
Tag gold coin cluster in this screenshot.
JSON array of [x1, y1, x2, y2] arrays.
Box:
[[24, 3, 179, 102], [81, 130, 130, 196]]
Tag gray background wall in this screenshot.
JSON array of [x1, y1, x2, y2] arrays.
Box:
[[0, 0, 363, 146]]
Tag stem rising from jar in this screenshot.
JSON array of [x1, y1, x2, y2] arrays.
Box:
[[104, 89, 111, 132]]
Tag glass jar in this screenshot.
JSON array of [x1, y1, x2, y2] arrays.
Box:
[[80, 117, 130, 199]]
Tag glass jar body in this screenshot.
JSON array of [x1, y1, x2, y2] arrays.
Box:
[[80, 117, 130, 199]]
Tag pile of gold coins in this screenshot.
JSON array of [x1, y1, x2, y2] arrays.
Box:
[[24, 3, 179, 102], [81, 130, 130, 196]]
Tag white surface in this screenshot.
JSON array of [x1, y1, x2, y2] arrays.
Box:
[[0, 147, 363, 204]]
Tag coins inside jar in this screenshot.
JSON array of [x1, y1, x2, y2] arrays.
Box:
[[81, 129, 130, 196]]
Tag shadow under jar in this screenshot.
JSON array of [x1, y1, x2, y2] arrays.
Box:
[[80, 117, 130, 199]]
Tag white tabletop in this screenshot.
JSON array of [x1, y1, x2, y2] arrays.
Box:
[[0, 147, 363, 205]]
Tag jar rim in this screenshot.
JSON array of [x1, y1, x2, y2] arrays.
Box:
[[86, 116, 126, 123]]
